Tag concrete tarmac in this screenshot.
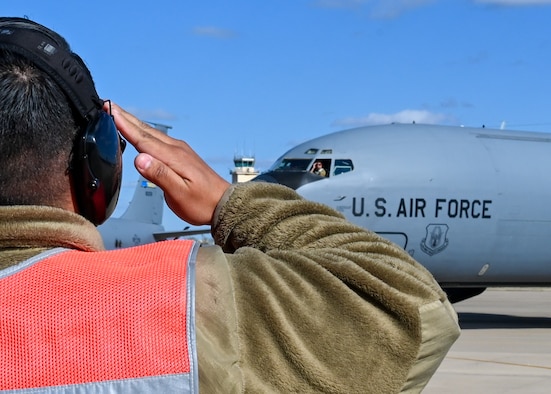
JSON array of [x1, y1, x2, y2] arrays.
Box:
[[423, 288, 551, 393]]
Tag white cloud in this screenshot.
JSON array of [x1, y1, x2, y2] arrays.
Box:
[[474, 0, 551, 4], [313, 0, 436, 18], [313, 0, 551, 17], [313, 0, 369, 8], [370, 0, 436, 19], [332, 109, 449, 127], [192, 26, 238, 39], [440, 98, 474, 109]]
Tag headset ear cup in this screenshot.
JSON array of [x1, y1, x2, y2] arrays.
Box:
[[72, 112, 123, 225]]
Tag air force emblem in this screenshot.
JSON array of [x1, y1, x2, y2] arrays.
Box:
[[420, 224, 449, 256]]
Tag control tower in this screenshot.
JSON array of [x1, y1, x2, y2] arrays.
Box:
[[230, 155, 259, 183]]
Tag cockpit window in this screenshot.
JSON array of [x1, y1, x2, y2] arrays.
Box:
[[333, 159, 354, 176], [270, 158, 313, 172], [269, 158, 353, 177], [304, 148, 318, 154]]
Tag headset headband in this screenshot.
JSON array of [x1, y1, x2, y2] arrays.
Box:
[[0, 18, 123, 225], [0, 18, 101, 122]]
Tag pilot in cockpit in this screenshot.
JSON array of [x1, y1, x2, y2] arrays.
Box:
[[310, 161, 327, 177]]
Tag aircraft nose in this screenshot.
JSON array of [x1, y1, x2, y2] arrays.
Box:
[[252, 171, 324, 190]]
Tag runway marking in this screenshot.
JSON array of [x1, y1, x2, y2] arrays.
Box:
[[448, 356, 551, 370]]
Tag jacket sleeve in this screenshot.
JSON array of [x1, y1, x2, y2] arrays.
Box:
[[207, 182, 459, 394]]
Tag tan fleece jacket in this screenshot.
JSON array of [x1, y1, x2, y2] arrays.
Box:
[[0, 182, 459, 393]]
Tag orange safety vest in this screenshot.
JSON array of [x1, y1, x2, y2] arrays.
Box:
[[0, 240, 199, 393]]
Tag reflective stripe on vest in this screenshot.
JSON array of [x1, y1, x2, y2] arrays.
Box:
[[0, 240, 199, 393]]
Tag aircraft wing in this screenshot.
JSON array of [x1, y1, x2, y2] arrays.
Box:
[[153, 228, 211, 241]]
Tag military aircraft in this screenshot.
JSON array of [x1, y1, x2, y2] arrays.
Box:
[[253, 122, 551, 302], [97, 176, 165, 249], [97, 174, 211, 249]]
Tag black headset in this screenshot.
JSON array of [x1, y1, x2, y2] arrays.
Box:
[[0, 17, 124, 225]]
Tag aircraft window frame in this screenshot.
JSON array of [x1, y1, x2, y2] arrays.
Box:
[[332, 159, 354, 176]]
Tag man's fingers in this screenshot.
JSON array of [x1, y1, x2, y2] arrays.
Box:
[[134, 153, 153, 172], [103, 101, 231, 225], [108, 102, 175, 149], [134, 152, 187, 193]]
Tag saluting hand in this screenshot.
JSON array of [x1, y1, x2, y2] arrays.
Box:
[[108, 102, 230, 226]]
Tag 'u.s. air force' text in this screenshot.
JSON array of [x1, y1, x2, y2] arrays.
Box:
[[349, 197, 492, 219]]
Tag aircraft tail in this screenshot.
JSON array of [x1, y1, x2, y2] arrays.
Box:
[[119, 121, 171, 225], [119, 176, 164, 224]]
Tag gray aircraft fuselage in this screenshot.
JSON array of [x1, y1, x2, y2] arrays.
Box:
[[254, 123, 551, 299], [97, 177, 165, 250]]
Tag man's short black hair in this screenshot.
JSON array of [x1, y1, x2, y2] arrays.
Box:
[[0, 22, 80, 206]]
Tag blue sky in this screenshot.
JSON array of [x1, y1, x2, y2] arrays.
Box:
[[5, 0, 551, 231]]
